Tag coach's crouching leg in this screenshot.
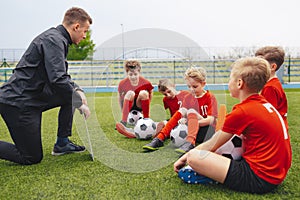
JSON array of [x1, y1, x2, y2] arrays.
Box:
[[0, 141, 43, 165]]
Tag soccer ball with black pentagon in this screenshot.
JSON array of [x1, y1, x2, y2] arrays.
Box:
[[170, 124, 188, 147], [215, 134, 244, 160], [127, 110, 143, 126], [134, 118, 156, 140]]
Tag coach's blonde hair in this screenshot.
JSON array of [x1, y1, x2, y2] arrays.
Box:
[[184, 66, 206, 83], [231, 57, 270, 92]]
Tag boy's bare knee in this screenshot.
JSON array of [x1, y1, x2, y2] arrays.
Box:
[[179, 107, 187, 116], [138, 90, 149, 99], [124, 90, 135, 99], [186, 149, 209, 167], [187, 108, 197, 115]]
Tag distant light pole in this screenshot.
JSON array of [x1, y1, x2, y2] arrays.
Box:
[[173, 56, 176, 84], [121, 24, 125, 60]]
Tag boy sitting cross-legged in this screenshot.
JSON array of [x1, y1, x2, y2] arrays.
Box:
[[155, 79, 190, 135], [174, 57, 292, 194]]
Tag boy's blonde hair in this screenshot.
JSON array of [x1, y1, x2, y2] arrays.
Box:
[[158, 79, 175, 92], [124, 60, 141, 72], [231, 57, 271, 92], [255, 46, 285, 71], [184, 66, 206, 83]]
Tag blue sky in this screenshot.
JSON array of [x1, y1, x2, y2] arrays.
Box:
[[1, 0, 300, 49]]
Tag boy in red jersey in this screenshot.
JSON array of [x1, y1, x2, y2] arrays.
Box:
[[255, 46, 288, 128], [174, 57, 292, 194], [143, 67, 218, 153], [116, 60, 154, 138], [155, 79, 190, 134]]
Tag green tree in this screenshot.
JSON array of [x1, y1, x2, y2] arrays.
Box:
[[67, 30, 96, 60]]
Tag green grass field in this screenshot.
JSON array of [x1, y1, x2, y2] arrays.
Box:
[[0, 90, 299, 199]]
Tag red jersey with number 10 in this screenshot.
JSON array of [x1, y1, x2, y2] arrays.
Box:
[[182, 91, 218, 127], [163, 90, 190, 117], [222, 94, 292, 185]]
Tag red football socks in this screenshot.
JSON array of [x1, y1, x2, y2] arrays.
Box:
[[141, 99, 150, 118], [186, 113, 199, 145], [121, 99, 133, 122], [157, 111, 182, 141]]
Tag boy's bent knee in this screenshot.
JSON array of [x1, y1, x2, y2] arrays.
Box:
[[187, 108, 198, 115], [124, 91, 135, 99], [138, 90, 149, 99], [187, 149, 210, 166], [178, 107, 187, 116]]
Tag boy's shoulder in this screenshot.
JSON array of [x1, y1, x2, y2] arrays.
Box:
[[262, 77, 285, 92]]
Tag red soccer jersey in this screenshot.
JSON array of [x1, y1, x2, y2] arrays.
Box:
[[182, 91, 218, 127], [118, 76, 153, 106], [222, 94, 292, 185], [163, 90, 190, 117], [261, 77, 288, 127]]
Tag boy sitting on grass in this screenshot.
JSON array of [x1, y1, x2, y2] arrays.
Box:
[[255, 46, 288, 128], [174, 57, 292, 194], [155, 79, 190, 135], [116, 60, 154, 138], [143, 67, 218, 153]]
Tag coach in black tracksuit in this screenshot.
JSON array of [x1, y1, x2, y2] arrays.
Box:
[[0, 7, 92, 165]]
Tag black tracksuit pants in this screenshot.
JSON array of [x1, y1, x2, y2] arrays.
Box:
[[0, 97, 75, 165]]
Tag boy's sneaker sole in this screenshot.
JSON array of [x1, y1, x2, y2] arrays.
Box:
[[142, 145, 159, 151], [178, 166, 216, 184], [142, 138, 164, 151]]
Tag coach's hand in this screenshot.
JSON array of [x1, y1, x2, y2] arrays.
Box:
[[79, 104, 91, 119], [77, 90, 88, 105]]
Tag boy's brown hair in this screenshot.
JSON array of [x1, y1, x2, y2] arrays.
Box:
[[158, 79, 175, 92], [231, 57, 271, 93], [255, 46, 285, 71], [124, 60, 141, 72], [63, 7, 93, 26]]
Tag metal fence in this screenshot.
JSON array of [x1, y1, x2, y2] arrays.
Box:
[[1, 59, 300, 87]]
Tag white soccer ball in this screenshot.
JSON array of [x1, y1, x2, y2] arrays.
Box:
[[127, 110, 143, 126], [215, 134, 244, 160], [170, 124, 188, 147], [134, 118, 156, 140]]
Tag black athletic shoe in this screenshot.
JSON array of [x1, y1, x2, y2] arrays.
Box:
[[51, 140, 86, 156], [175, 141, 195, 154], [143, 138, 164, 151]]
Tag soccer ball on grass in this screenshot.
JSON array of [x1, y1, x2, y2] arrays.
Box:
[[127, 110, 143, 126], [215, 134, 244, 160], [134, 118, 156, 140], [170, 124, 188, 147]]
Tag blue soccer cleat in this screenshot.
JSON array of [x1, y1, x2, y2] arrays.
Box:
[[178, 166, 216, 184]]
